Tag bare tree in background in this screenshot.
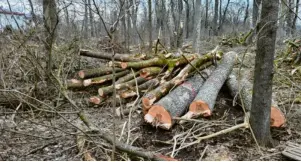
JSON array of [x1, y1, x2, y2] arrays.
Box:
[[243, 0, 249, 26], [292, 0, 300, 35], [252, 0, 261, 28], [250, 0, 279, 147], [213, 0, 219, 36], [148, 0, 152, 50], [192, 0, 201, 52], [43, 0, 58, 79]]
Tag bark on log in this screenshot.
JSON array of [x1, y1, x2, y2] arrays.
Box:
[[80, 49, 145, 62], [144, 68, 214, 130], [98, 76, 149, 97], [226, 69, 286, 127], [120, 78, 160, 99], [142, 51, 222, 112], [78, 67, 123, 79], [183, 51, 237, 120], [66, 79, 85, 89], [140, 67, 163, 78], [83, 70, 130, 87], [116, 71, 140, 84], [113, 54, 196, 69]]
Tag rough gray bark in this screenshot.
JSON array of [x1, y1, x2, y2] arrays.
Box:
[[144, 69, 213, 130], [88, 0, 95, 37], [43, 0, 58, 79], [83, 0, 88, 38], [182, 51, 236, 120], [148, 0, 152, 50], [286, 0, 294, 36], [205, 0, 209, 29], [183, 0, 190, 38], [252, 0, 261, 28], [213, 0, 219, 36], [192, 0, 201, 52], [243, 0, 250, 26], [80, 50, 143, 62], [292, 0, 299, 35], [250, 0, 279, 147]]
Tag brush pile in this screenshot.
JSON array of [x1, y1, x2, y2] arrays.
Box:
[[66, 46, 286, 130]]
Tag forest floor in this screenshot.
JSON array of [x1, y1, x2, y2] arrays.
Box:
[[0, 34, 300, 161]]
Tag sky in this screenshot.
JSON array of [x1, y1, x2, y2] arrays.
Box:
[[0, 0, 31, 13]]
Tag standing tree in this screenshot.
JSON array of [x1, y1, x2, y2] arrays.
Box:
[[43, 0, 58, 79], [292, 0, 300, 35], [243, 0, 249, 26], [213, 0, 219, 36], [192, 0, 201, 52], [148, 0, 152, 50], [250, 0, 279, 146], [252, 0, 261, 28]]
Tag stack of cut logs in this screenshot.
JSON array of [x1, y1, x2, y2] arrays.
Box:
[[67, 48, 286, 130]]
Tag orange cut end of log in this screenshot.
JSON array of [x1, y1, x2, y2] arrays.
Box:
[[89, 96, 101, 105], [270, 106, 286, 127], [189, 100, 212, 117], [83, 79, 92, 86], [142, 97, 156, 114], [121, 62, 128, 69], [144, 105, 172, 130], [140, 71, 150, 78], [78, 70, 85, 79], [156, 154, 178, 161]]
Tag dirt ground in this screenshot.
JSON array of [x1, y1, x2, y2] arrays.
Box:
[[0, 37, 300, 161]]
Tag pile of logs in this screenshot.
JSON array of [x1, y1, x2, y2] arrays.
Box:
[[67, 47, 286, 130]]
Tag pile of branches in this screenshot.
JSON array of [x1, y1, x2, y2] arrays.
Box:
[[219, 29, 254, 47], [283, 39, 301, 65]]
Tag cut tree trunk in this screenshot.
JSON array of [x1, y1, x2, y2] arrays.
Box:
[[120, 78, 160, 98], [182, 51, 236, 120], [83, 70, 130, 87], [98, 76, 149, 97], [226, 69, 285, 127], [142, 49, 222, 112], [144, 68, 214, 130], [80, 49, 145, 62], [113, 54, 196, 69], [116, 71, 140, 84], [140, 67, 163, 78], [78, 67, 123, 79]]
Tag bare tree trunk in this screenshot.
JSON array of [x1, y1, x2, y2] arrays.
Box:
[[84, 0, 88, 38], [286, 0, 294, 37], [192, 0, 201, 52], [243, 0, 250, 26], [250, 0, 279, 147], [292, 0, 300, 35], [213, 0, 219, 36], [219, 0, 230, 32], [252, 0, 261, 28], [43, 0, 58, 80], [148, 0, 152, 50], [88, 0, 95, 37], [183, 0, 190, 38], [28, 0, 37, 25], [205, 0, 209, 29]]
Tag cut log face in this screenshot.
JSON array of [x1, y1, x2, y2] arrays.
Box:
[[183, 51, 237, 120], [144, 68, 213, 129], [78, 67, 123, 79], [89, 96, 103, 105], [226, 69, 286, 127], [142, 51, 222, 112], [83, 70, 130, 87]]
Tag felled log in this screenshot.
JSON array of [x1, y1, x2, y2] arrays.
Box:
[[83, 70, 129, 87], [140, 67, 163, 78], [66, 79, 85, 89], [182, 51, 237, 120], [142, 50, 222, 112], [88, 96, 127, 106], [78, 67, 123, 79], [113, 54, 196, 69], [80, 49, 144, 62], [144, 68, 214, 130], [98, 76, 148, 97], [120, 78, 160, 99], [226, 69, 286, 127], [116, 71, 140, 84]]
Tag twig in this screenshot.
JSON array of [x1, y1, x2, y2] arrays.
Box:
[[199, 145, 208, 161]]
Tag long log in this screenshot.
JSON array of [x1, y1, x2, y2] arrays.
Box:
[[182, 51, 237, 120], [120, 78, 160, 99], [78, 67, 123, 79], [116, 71, 140, 84], [80, 49, 144, 62], [83, 70, 130, 87], [98, 76, 149, 97], [113, 54, 196, 69], [226, 69, 286, 127], [140, 67, 163, 78], [144, 68, 214, 130], [66, 79, 85, 89], [142, 50, 223, 112]]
